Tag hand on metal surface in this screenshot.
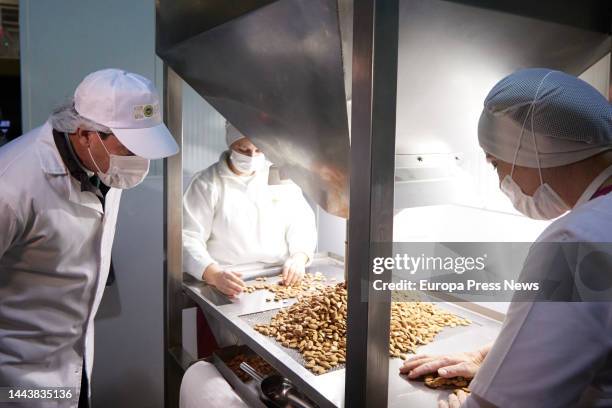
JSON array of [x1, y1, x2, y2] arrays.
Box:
[[438, 390, 468, 408], [203, 263, 245, 297], [281, 253, 309, 286], [399, 346, 489, 380]]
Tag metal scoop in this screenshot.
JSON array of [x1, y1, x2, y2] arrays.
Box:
[[240, 362, 314, 408]]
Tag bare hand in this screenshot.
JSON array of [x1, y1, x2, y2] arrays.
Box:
[[281, 253, 308, 286], [203, 264, 245, 297], [399, 347, 489, 380], [439, 390, 468, 408]]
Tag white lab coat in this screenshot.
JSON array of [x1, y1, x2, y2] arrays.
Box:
[[182, 151, 317, 279], [0, 123, 121, 407], [468, 167, 612, 408]]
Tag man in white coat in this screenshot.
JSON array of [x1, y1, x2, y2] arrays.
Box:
[[401, 68, 612, 407], [183, 122, 318, 296], [0, 69, 178, 407]]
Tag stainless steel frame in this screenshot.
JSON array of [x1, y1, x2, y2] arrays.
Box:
[[211, 345, 268, 408], [182, 256, 503, 408], [345, 0, 398, 407], [162, 65, 187, 408], [185, 255, 345, 408], [158, 1, 611, 407]]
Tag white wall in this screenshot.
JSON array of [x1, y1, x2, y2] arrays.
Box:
[[182, 83, 227, 176], [580, 53, 610, 99], [19, 1, 165, 407], [180, 82, 227, 359], [317, 208, 346, 257]]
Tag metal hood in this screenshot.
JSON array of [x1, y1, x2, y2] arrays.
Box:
[[393, 0, 611, 157], [157, 0, 611, 214], [157, 0, 351, 217], [389, 0, 611, 208]]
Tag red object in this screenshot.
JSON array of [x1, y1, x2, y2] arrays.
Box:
[[196, 308, 219, 358], [591, 184, 612, 200]]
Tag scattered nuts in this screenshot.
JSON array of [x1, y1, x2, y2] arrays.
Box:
[[244, 272, 327, 301], [254, 283, 471, 375], [422, 375, 472, 393]]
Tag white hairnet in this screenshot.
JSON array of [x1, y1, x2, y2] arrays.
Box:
[[49, 99, 111, 134], [478, 68, 612, 168], [225, 122, 246, 147]]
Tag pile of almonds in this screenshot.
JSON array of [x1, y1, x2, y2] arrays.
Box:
[[389, 302, 471, 358], [255, 284, 347, 374], [244, 272, 329, 301], [226, 353, 277, 382], [423, 375, 471, 394], [254, 283, 471, 375]]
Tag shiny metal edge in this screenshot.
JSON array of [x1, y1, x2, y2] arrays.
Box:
[[183, 256, 505, 408], [163, 65, 185, 407], [183, 286, 338, 408], [345, 0, 399, 406], [183, 257, 344, 408], [211, 347, 267, 408], [168, 346, 196, 372]]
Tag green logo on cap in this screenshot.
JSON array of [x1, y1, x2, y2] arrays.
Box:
[[143, 105, 154, 118]]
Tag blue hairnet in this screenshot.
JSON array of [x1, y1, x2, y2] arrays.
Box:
[[478, 68, 612, 168]]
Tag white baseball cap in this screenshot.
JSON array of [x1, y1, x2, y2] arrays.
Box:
[[74, 68, 179, 159]]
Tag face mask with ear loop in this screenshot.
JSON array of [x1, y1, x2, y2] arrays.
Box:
[[230, 149, 266, 174], [500, 72, 570, 220], [87, 132, 150, 189]]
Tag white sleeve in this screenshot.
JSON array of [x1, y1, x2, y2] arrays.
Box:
[[469, 229, 612, 408], [182, 174, 218, 280], [0, 196, 19, 260], [285, 189, 317, 263], [470, 301, 611, 408]]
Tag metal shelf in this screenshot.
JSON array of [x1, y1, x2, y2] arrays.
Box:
[[183, 253, 502, 408]]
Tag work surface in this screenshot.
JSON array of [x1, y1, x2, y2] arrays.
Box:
[[183, 254, 502, 408]]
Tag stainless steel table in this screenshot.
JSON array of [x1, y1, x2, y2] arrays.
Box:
[[183, 253, 502, 407]]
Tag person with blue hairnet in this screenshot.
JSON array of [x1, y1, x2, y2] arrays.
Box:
[[401, 68, 612, 407]]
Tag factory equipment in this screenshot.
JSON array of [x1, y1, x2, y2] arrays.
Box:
[[157, 0, 350, 217], [156, 1, 611, 407]]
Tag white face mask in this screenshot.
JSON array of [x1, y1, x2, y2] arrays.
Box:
[[88, 132, 150, 189], [500, 175, 569, 220], [499, 71, 569, 220], [230, 150, 266, 174]]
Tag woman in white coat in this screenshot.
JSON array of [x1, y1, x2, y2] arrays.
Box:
[[182, 122, 317, 296], [401, 68, 612, 407]]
